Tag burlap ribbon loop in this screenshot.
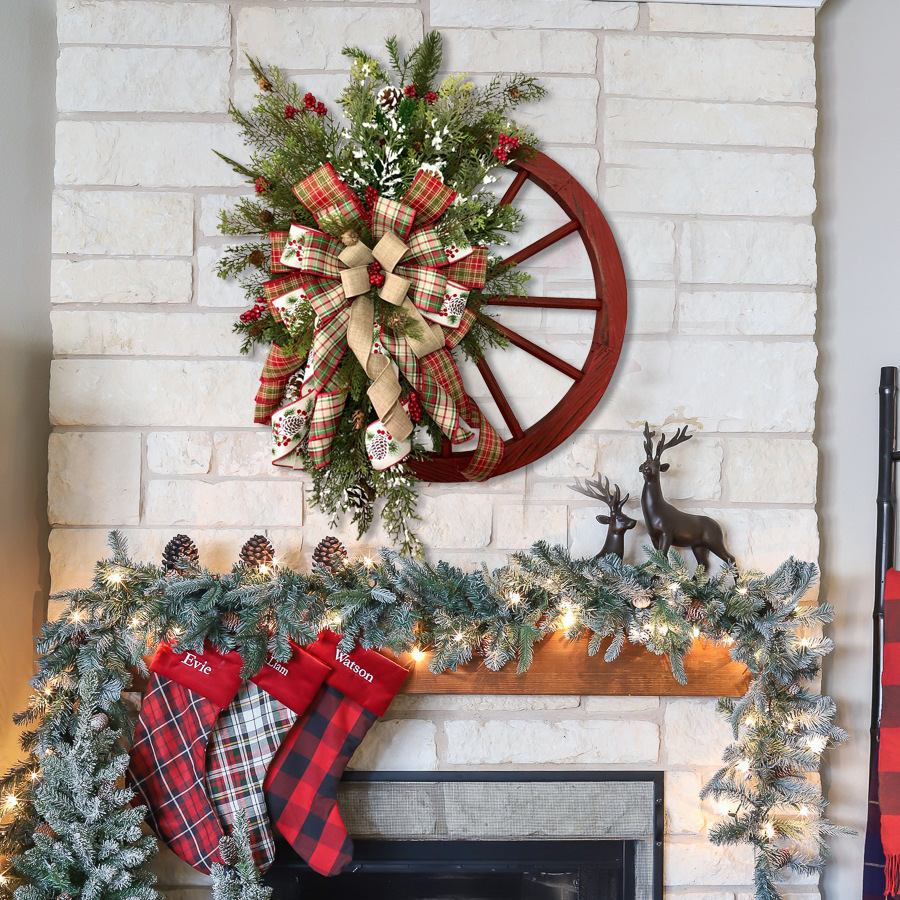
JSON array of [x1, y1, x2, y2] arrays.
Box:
[[372, 232, 409, 272]]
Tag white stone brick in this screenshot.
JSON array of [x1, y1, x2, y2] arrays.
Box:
[[569, 505, 614, 560], [493, 504, 568, 548], [499, 77, 599, 145], [144, 480, 305, 528], [347, 720, 437, 771], [606, 98, 817, 150], [648, 4, 815, 37], [390, 695, 580, 712], [664, 699, 734, 767], [710, 507, 819, 572], [583, 696, 659, 713], [664, 894, 734, 900], [531, 434, 599, 478], [48, 433, 141, 526], [678, 291, 816, 336], [58, 1, 231, 46], [442, 29, 598, 74], [52, 191, 193, 257], [57, 48, 230, 113], [146, 432, 212, 476], [51, 312, 237, 357], [604, 35, 815, 103], [416, 494, 493, 549], [55, 122, 245, 188], [587, 340, 817, 434], [50, 360, 261, 427], [723, 438, 817, 505], [49, 528, 114, 592], [610, 218, 676, 282], [679, 221, 817, 287], [214, 431, 292, 478], [198, 245, 252, 308], [237, 7, 423, 70], [605, 148, 815, 218], [666, 771, 706, 835], [666, 837, 754, 886], [431, 0, 638, 30], [541, 147, 601, 197], [626, 287, 677, 335], [200, 193, 251, 238], [50, 259, 192, 305], [444, 719, 659, 765]]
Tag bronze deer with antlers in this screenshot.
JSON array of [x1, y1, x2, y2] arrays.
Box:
[[570, 475, 637, 560], [640, 422, 735, 568]]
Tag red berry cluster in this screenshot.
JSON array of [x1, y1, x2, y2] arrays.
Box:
[[406, 392, 423, 423], [364, 185, 379, 211], [368, 262, 386, 288], [404, 84, 417, 98], [240, 297, 267, 323], [492, 133, 520, 163], [284, 104, 298, 119], [255, 177, 268, 194], [424, 91, 438, 104], [303, 92, 327, 116]]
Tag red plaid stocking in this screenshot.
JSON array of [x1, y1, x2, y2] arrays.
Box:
[[128, 642, 243, 873], [205, 643, 330, 871], [264, 631, 409, 875]]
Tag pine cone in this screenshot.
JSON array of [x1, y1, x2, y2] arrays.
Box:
[[376, 86, 401, 111], [258, 77, 273, 92], [351, 409, 366, 431], [57, 893, 73, 900], [313, 536, 347, 572], [508, 87, 522, 101], [787, 683, 802, 696], [412, 140, 423, 153], [218, 834, 240, 866], [221, 612, 242, 632], [239, 535, 275, 570], [282, 370, 307, 406], [685, 599, 706, 623], [89, 712, 108, 733], [99, 781, 117, 801], [770, 849, 792, 869], [248, 249, 267, 268], [35, 823, 57, 840], [632, 595, 653, 610], [162, 534, 199, 574], [771, 766, 798, 779], [258, 209, 274, 225]]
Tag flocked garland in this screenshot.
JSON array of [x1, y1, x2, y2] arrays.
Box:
[[216, 33, 546, 556], [0, 534, 849, 900]]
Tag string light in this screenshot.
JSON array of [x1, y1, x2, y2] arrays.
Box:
[[785, 718, 796, 732], [667, 582, 679, 593], [722, 636, 735, 646], [363, 556, 375, 569], [70, 610, 82, 623], [508, 592, 521, 606], [658, 624, 668, 636], [760, 821, 776, 840], [799, 637, 811, 649], [410, 647, 425, 662], [692, 626, 701, 638], [130, 617, 140, 629], [0, 873, 8, 887], [744, 715, 756, 728], [798, 805, 811, 817], [807, 735, 827, 755], [454, 632, 464, 643], [258, 564, 269, 575], [106, 571, 123, 586], [3, 794, 18, 810], [560, 609, 577, 629], [28, 771, 39, 782], [736, 759, 751, 774], [330, 614, 342, 626], [737, 587, 749, 596]]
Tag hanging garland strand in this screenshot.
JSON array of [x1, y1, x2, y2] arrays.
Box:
[[0, 534, 849, 900]]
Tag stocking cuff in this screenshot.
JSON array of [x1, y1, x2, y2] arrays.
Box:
[[307, 630, 409, 716], [250, 641, 331, 715], [150, 642, 244, 708]]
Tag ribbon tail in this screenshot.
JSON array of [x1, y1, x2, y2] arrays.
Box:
[[254, 345, 304, 425], [425, 347, 504, 482], [307, 383, 350, 468]]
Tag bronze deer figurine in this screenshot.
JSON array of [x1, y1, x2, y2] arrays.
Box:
[[639, 423, 735, 568], [570, 475, 637, 560]]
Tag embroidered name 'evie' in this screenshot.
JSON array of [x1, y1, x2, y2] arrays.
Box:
[[335, 650, 373, 683], [182, 652, 213, 675]]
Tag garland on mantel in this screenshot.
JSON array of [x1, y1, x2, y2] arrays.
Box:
[[0, 534, 849, 900]]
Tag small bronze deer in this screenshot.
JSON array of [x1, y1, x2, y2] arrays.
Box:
[[639, 423, 735, 568], [570, 475, 637, 560]]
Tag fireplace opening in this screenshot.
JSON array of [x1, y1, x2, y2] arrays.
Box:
[[266, 772, 663, 900]]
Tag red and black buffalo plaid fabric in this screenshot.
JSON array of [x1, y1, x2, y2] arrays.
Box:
[[881, 569, 900, 895], [264, 631, 409, 875], [128, 641, 243, 874], [205, 643, 330, 871]]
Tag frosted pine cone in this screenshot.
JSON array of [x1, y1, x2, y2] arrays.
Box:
[[218, 835, 240, 866], [376, 86, 401, 111], [89, 712, 109, 733]]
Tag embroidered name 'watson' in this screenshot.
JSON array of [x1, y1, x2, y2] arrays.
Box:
[[335, 649, 373, 682]]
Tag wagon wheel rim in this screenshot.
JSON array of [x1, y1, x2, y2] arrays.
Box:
[[410, 150, 628, 483]]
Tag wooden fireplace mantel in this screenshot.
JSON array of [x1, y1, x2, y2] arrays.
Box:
[[394, 633, 750, 697]]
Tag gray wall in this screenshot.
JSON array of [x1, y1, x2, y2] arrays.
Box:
[[0, 0, 55, 768], [817, 0, 900, 896]]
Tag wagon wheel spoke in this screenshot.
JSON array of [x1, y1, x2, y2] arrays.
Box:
[[503, 219, 580, 268], [476, 357, 525, 440], [485, 295, 602, 310], [491, 321, 582, 382], [499, 168, 529, 207]]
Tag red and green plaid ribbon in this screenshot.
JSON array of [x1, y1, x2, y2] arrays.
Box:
[[254, 345, 304, 425]]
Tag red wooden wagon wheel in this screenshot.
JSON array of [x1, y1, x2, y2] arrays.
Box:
[[411, 150, 628, 482]]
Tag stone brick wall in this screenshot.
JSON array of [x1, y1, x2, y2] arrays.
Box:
[[49, 2, 820, 897]]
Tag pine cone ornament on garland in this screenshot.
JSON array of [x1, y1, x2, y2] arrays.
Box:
[[99, 781, 117, 801], [351, 409, 366, 431], [258, 77, 273, 92], [770, 849, 792, 869], [57, 893, 73, 900], [313, 536, 347, 572], [685, 600, 706, 623], [89, 712, 109, 733], [218, 834, 240, 866], [221, 612, 242, 632], [376, 86, 401, 111], [239, 535, 275, 570], [34, 823, 57, 840], [162, 534, 199, 574]]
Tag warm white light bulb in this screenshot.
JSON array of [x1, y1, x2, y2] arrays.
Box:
[[454, 632, 464, 643], [363, 556, 374, 569], [4, 794, 18, 809], [508, 592, 521, 606], [668, 582, 679, 593], [736, 759, 750, 774], [744, 716, 756, 728], [760, 822, 775, 840], [561, 610, 576, 628], [798, 805, 810, 817], [737, 587, 748, 596], [411, 647, 425, 662], [258, 564, 269, 575], [107, 571, 123, 585], [71, 610, 82, 623], [807, 735, 827, 754], [692, 626, 701, 638], [331, 614, 342, 626]]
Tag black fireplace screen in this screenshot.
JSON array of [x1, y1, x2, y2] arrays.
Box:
[[267, 772, 663, 900]]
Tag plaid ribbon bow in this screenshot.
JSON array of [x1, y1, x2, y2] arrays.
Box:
[[255, 164, 504, 481]]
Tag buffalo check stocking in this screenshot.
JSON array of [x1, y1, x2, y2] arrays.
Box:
[[264, 631, 409, 875], [128, 642, 243, 874], [205, 642, 331, 871]]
